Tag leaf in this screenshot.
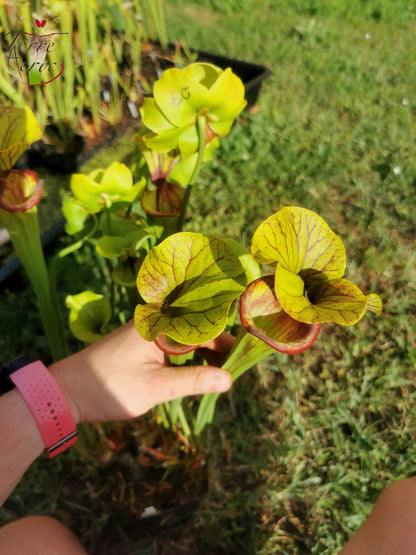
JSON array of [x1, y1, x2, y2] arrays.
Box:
[[177, 124, 199, 157], [99, 162, 140, 201], [96, 233, 141, 259], [140, 98, 177, 135], [275, 266, 378, 325], [183, 63, 222, 88], [111, 262, 140, 287], [251, 207, 383, 328], [251, 206, 346, 281], [240, 275, 320, 353], [134, 134, 181, 182], [0, 106, 42, 171], [134, 232, 246, 344], [70, 173, 106, 213], [141, 181, 185, 216], [155, 334, 200, 355], [0, 170, 43, 212], [66, 291, 112, 344], [168, 137, 219, 186], [141, 63, 245, 154], [208, 118, 234, 138], [366, 293, 383, 315], [142, 126, 185, 154], [70, 163, 145, 213], [96, 215, 160, 259], [203, 68, 246, 122], [96, 231, 156, 260], [152, 64, 217, 128], [224, 238, 261, 284], [61, 196, 89, 235]]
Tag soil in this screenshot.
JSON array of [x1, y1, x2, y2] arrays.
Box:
[[60, 415, 210, 554]]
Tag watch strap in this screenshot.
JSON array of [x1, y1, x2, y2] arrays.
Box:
[[0, 356, 31, 394], [10, 361, 78, 458]]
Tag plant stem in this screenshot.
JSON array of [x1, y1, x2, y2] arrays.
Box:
[[76, 0, 101, 132], [194, 329, 274, 435], [60, 4, 75, 126], [178, 186, 192, 232], [169, 398, 192, 436], [28, 66, 42, 86], [177, 115, 207, 231], [158, 403, 170, 428], [19, 3, 39, 86], [160, 351, 195, 434], [0, 47, 25, 106], [0, 208, 68, 361], [142, 0, 168, 46]]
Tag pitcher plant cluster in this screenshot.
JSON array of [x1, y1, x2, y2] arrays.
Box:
[[134, 208, 382, 433], [0, 62, 382, 437]]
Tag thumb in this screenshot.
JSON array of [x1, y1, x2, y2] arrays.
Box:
[[153, 365, 232, 404]]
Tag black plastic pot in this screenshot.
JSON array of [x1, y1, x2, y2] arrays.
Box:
[[195, 48, 271, 106], [25, 126, 85, 173], [152, 42, 271, 107]]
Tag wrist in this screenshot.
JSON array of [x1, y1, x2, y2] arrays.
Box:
[[48, 357, 82, 425], [9, 361, 78, 458]]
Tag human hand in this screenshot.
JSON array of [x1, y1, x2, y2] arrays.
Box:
[[50, 320, 234, 424]]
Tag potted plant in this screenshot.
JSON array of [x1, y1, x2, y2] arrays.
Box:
[[0, 58, 382, 540]]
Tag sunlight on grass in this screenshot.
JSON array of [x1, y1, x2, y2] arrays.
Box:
[[166, 1, 416, 553]]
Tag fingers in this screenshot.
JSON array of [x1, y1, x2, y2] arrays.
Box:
[[202, 331, 236, 353], [197, 331, 236, 366], [151, 365, 232, 405]]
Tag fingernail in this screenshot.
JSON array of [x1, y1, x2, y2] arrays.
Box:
[[215, 371, 231, 392]]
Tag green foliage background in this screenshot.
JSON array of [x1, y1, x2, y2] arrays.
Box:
[[1, 1, 416, 553], [163, 1, 416, 552]]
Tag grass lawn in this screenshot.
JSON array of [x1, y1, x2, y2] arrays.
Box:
[[1, 0, 416, 553]]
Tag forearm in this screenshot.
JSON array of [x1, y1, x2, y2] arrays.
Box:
[[0, 321, 231, 506], [0, 354, 84, 507], [0, 326, 146, 507], [0, 388, 44, 506]]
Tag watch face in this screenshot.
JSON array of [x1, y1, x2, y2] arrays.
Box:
[[0, 356, 32, 394]]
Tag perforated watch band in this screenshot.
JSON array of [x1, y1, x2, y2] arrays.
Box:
[[10, 361, 78, 458]]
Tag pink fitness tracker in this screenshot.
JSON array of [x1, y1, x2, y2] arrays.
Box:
[[10, 361, 78, 458]]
